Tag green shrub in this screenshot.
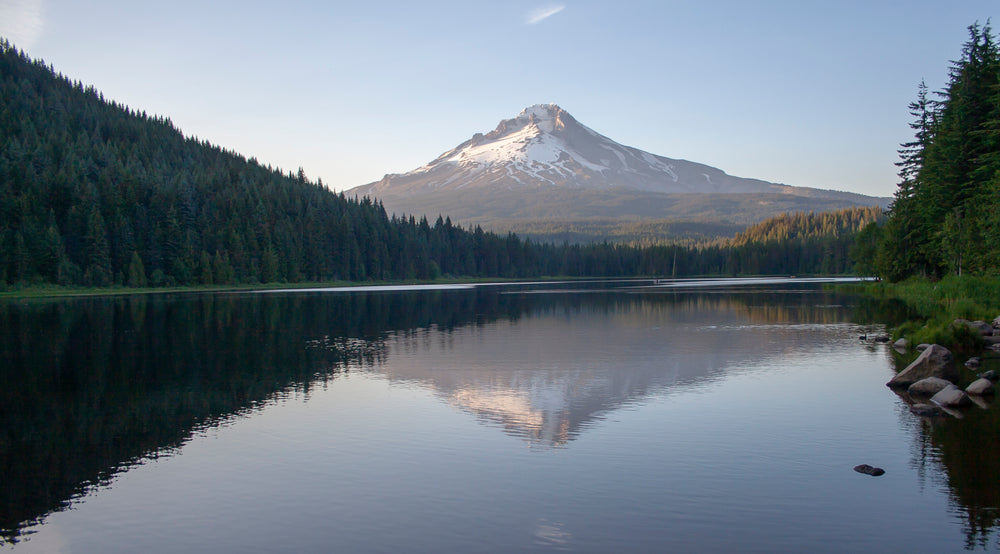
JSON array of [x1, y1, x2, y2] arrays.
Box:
[[891, 320, 922, 342], [905, 319, 983, 353]]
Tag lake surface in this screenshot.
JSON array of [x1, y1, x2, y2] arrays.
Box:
[[2, 279, 999, 552]]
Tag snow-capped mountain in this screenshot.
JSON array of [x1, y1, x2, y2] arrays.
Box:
[[355, 103, 797, 196], [347, 104, 887, 237]]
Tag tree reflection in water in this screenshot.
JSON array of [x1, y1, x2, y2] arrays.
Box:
[[903, 395, 1000, 550], [0, 289, 496, 544], [862, 293, 1000, 551]]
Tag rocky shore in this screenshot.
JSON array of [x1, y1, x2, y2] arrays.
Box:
[[885, 318, 999, 416]]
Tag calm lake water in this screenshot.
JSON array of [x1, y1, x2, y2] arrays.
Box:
[[2, 278, 999, 552]]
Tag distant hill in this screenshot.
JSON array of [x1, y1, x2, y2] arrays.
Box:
[[347, 104, 889, 242]]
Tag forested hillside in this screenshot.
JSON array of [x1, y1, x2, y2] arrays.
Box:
[[0, 39, 876, 287], [862, 22, 1000, 281], [0, 40, 550, 286], [728, 207, 882, 275]]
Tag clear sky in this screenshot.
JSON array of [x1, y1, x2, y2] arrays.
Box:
[[1, 0, 997, 198]]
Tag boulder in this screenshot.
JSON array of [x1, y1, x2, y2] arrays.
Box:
[[886, 344, 956, 389], [966, 378, 995, 396], [993, 315, 1000, 329], [931, 384, 972, 407], [977, 369, 999, 382], [954, 319, 993, 336], [965, 357, 982, 369], [854, 464, 885, 476], [916, 343, 931, 352], [910, 403, 944, 417], [893, 338, 909, 350], [908, 377, 954, 397]]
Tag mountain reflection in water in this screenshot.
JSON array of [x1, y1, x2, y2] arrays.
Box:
[[375, 291, 855, 448]]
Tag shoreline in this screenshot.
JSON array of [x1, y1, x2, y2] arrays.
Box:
[[0, 273, 863, 300], [844, 276, 1000, 352], [0, 277, 535, 300]]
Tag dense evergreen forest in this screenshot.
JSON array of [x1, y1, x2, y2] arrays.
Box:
[[859, 22, 1000, 281], [728, 206, 882, 276], [0, 39, 873, 287]]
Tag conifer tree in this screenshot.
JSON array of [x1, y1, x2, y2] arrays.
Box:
[[127, 251, 148, 287]]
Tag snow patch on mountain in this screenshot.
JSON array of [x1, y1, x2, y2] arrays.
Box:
[[414, 104, 611, 186]]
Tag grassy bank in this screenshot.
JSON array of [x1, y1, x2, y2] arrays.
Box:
[[850, 276, 1000, 350]]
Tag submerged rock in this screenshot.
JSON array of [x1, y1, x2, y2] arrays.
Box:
[[910, 403, 945, 417], [886, 345, 956, 389], [969, 394, 993, 409], [908, 377, 953, 397], [966, 378, 995, 396], [931, 384, 972, 407], [854, 464, 885, 476]]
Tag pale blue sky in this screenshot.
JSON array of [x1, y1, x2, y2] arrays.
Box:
[[1, 0, 997, 197]]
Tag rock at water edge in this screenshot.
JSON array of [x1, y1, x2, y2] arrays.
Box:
[[886, 344, 956, 389], [908, 377, 954, 397], [966, 378, 995, 396], [955, 319, 993, 336], [931, 384, 972, 407]]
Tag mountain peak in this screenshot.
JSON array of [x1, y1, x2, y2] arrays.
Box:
[[516, 103, 564, 120], [484, 103, 572, 139], [520, 103, 562, 113]]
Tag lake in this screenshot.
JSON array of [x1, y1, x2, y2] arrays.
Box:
[[2, 278, 999, 552]]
